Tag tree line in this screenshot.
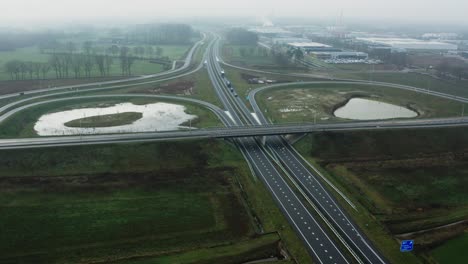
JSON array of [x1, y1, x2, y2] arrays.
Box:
[[4, 41, 169, 80], [226, 28, 259, 45], [224, 42, 304, 66], [39, 40, 165, 60], [5, 46, 140, 80], [0, 31, 62, 52], [128, 24, 194, 45], [436, 59, 468, 80]]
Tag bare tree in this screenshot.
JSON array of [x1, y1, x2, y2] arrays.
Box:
[[66, 41, 76, 54], [155, 46, 163, 58], [146, 46, 154, 58], [40, 63, 51, 79], [26, 62, 34, 79], [49, 54, 62, 78], [104, 55, 113, 76], [5, 60, 20, 80], [95, 55, 106, 76], [72, 54, 84, 78], [32, 62, 42, 79], [83, 56, 95, 77], [82, 41, 93, 55]]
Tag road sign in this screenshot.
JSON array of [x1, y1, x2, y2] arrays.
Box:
[[400, 240, 414, 252]]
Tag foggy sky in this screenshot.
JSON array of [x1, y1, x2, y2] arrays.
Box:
[[2, 0, 468, 27]]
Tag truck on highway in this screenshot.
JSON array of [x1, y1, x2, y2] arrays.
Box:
[[226, 81, 231, 88], [220, 70, 225, 77]]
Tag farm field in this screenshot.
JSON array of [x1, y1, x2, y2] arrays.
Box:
[[0, 140, 284, 263], [294, 127, 468, 262]]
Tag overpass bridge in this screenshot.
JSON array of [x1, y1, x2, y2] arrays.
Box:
[[1, 116, 467, 149]]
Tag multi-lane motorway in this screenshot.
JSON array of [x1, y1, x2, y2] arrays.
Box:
[[206, 36, 351, 263], [3, 32, 468, 263], [210, 36, 391, 263]]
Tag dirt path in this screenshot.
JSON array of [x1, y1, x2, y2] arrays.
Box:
[[395, 219, 468, 238]]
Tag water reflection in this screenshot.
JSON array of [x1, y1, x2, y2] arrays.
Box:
[[34, 102, 197, 136], [334, 98, 418, 120]]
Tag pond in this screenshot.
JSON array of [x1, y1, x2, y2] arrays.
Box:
[[34, 102, 197, 136], [334, 98, 418, 120]]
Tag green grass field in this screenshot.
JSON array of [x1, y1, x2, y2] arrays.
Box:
[[431, 232, 468, 264], [64, 112, 143, 127], [0, 140, 262, 263], [116, 233, 283, 264], [256, 83, 467, 124], [0, 43, 194, 81], [0, 138, 315, 263], [222, 44, 275, 67], [336, 72, 468, 98], [222, 44, 309, 73], [223, 66, 321, 107], [0, 97, 222, 138], [107, 67, 223, 108], [294, 127, 468, 262]]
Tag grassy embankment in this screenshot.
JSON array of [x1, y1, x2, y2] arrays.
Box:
[[0, 97, 222, 138], [64, 112, 143, 127], [104, 67, 223, 108], [294, 127, 468, 263], [223, 67, 322, 106], [255, 83, 467, 124], [222, 44, 308, 72], [0, 138, 314, 263], [223, 44, 276, 67], [430, 232, 468, 264], [336, 71, 468, 98]]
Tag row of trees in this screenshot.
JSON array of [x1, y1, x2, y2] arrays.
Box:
[[436, 59, 468, 80], [39, 40, 165, 60], [128, 24, 194, 45], [224, 43, 304, 66], [224, 46, 270, 58], [5, 60, 51, 80], [0, 31, 62, 52], [226, 28, 259, 45], [369, 48, 408, 68], [4, 46, 143, 80]]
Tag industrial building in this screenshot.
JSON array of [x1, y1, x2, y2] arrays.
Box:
[[271, 37, 310, 45], [311, 51, 368, 60], [356, 37, 457, 50], [287, 42, 341, 52]]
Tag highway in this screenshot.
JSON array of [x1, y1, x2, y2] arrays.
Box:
[[213, 37, 389, 264], [1, 33, 468, 262], [206, 37, 351, 264]]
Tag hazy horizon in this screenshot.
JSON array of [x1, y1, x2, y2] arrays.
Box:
[[2, 0, 468, 29]]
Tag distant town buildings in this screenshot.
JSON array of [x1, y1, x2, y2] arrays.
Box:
[[286, 42, 341, 52], [422, 33, 458, 40], [356, 37, 458, 50]]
